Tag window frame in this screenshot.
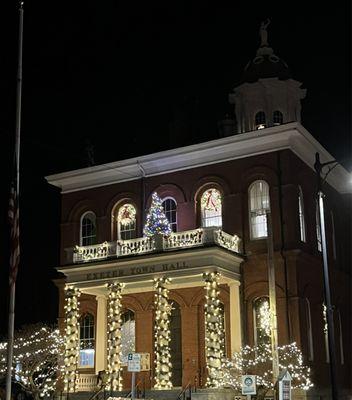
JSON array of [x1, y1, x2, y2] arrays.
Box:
[[253, 296, 271, 346], [248, 180, 270, 240], [79, 313, 95, 369], [255, 111, 266, 129], [162, 197, 178, 232], [273, 110, 283, 126], [298, 186, 307, 242], [200, 187, 223, 228], [80, 211, 97, 246], [117, 203, 137, 240], [121, 309, 136, 366]]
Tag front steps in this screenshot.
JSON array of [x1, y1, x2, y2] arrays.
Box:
[[63, 387, 184, 400]]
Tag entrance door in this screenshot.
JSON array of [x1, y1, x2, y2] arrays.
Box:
[[170, 302, 182, 386]]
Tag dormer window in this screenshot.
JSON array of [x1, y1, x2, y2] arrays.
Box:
[[273, 110, 283, 125], [255, 111, 266, 130]]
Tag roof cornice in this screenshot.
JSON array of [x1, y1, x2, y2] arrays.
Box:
[[45, 122, 351, 194]]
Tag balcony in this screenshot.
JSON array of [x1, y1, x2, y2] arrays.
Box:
[[70, 227, 242, 264]]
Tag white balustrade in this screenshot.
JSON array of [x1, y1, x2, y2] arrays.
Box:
[[117, 236, 155, 256], [73, 241, 115, 263], [214, 229, 241, 253], [75, 374, 97, 392], [70, 228, 242, 263], [164, 228, 204, 250]]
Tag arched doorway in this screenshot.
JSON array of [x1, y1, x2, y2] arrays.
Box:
[[170, 301, 182, 386]]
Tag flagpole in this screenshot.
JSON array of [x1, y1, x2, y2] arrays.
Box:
[[6, 3, 24, 400]]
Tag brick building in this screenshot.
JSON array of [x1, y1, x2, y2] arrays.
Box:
[[46, 26, 351, 398]]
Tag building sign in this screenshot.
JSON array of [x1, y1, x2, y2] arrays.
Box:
[[85, 261, 190, 281], [241, 375, 256, 395], [127, 353, 150, 372]]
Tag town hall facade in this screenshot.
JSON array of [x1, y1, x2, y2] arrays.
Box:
[[47, 26, 351, 399]]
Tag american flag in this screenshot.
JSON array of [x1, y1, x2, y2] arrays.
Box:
[[8, 180, 20, 286]]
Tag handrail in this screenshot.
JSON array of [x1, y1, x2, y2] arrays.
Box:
[[176, 381, 192, 400], [125, 380, 143, 398], [88, 385, 106, 400]]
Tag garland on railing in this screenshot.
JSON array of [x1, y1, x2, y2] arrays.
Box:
[[74, 241, 109, 261], [107, 281, 125, 391], [117, 237, 155, 255], [154, 277, 173, 389], [203, 272, 224, 388], [63, 285, 81, 393], [166, 229, 203, 247], [215, 230, 240, 252]]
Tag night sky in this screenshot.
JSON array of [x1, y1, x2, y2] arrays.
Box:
[[0, 2, 350, 336]]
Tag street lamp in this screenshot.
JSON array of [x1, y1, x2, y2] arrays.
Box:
[[313, 152, 338, 400]]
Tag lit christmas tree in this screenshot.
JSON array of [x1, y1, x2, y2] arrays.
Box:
[[144, 192, 172, 237]]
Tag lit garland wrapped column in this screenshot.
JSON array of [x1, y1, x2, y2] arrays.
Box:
[[63, 285, 81, 393], [154, 277, 173, 389], [203, 271, 224, 388], [107, 282, 125, 391]]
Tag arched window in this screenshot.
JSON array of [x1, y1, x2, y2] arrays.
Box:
[[80, 212, 97, 246], [273, 110, 283, 125], [117, 204, 137, 240], [298, 186, 306, 242], [253, 297, 271, 346], [255, 111, 266, 129], [330, 211, 337, 260], [316, 202, 322, 252], [304, 298, 314, 361], [162, 198, 177, 232], [201, 188, 222, 227], [249, 180, 270, 239], [121, 310, 135, 365], [79, 313, 95, 368]]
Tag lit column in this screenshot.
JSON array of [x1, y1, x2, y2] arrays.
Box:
[[203, 272, 224, 388], [228, 282, 242, 354], [107, 282, 124, 391], [95, 295, 107, 374], [154, 277, 173, 389], [63, 285, 81, 393]]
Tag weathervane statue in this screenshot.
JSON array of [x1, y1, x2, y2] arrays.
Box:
[[259, 18, 271, 47]]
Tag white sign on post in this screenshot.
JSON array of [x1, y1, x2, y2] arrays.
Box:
[[127, 353, 151, 372], [127, 353, 141, 372], [241, 375, 257, 395]]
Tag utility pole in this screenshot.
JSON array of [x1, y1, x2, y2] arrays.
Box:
[[314, 152, 339, 400]]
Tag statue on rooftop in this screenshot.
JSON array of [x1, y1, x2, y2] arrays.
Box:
[[259, 18, 271, 47]]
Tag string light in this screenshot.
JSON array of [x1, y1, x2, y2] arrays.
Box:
[[107, 282, 125, 391], [153, 277, 173, 389], [0, 325, 65, 398], [63, 285, 80, 393], [144, 192, 172, 237], [222, 342, 313, 390], [203, 271, 224, 388]]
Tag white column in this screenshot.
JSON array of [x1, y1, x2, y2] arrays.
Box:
[[95, 295, 107, 374], [153, 277, 173, 389], [63, 286, 80, 392], [229, 282, 242, 354], [107, 282, 124, 391]]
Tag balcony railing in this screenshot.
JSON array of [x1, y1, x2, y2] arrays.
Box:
[[72, 227, 242, 263], [75, 373, 97, 392]]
